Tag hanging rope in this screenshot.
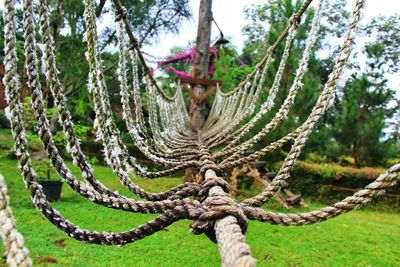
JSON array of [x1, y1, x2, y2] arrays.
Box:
[[3, 0, 400, 266]]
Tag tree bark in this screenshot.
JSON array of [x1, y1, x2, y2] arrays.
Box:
[[190, 0, 213, 130]]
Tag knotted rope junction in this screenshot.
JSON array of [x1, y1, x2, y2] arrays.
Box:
[[2, 0, 399, 266]]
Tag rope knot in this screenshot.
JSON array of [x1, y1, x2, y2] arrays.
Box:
[[190, 195, 248, 242], [199, 163, 223, 176], [198, 177, 230, 197]]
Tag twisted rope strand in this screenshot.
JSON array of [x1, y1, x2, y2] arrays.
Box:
[[6, 0, 399, 265], [216, 0, 322, 160], [35, 0, 200, 201], [242, 163, 400, 225], [242, 0, 366, 207], [5, 0, 207, 245]]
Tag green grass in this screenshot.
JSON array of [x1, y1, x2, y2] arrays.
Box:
[[0, 129, 399, 266]]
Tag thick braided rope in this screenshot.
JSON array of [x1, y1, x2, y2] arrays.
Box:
[[8, 0, 204, 218], [40, 0, 197, 199], [85, 4, 155, 169], [4, 4, 206, 244], [117, 20, 202, 173], [215, 216, 256, 267], [205, 1, 318, 150], [37, 0, 132, 199], [216, 1, 322, 160], [205, 83, 261, 146], [204, 65, 268, 145], [215, 1, 321, 164], [149, 85, 192, 151], [6, 0, 194, 247], [192, 130, 256, 265], [85, 0, 193, 172], [219, 0, 323, 164], [113, 1, 177, 102], [8, 0, 396, 265], [242, 162, 400, 225], [242, 0, 365, 207], [203, 0, 313, 99], [32, 0, 200, 203], [112, 0, 311, 151], [205, 72, 265, 147], [151, 88, 192, 150], [121, 46, 193, 159], [192, 170, 256, 267], [156, 91, 198, 149], [220, 128, 300, 169], [0, 173, 32, 267], [216, 25, 299, 158], [130, 49, 150, 140], [84, 0, 200, 180], [201, 0, 315, 146]]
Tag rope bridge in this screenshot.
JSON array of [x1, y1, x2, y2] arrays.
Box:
[[2, 0, 399, 266]]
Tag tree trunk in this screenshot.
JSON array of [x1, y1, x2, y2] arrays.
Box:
[[352, 141, 360, 168], [190, 0, 213, 130]]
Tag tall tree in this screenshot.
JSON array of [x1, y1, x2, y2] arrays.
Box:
[[190, 0, 213, 130], [331, 14, 400, 167], [241, 0, 323, 152]]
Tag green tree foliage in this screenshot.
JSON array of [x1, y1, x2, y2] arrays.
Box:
[[0, 0, 191, 124], [213, 46, 253, 92], [119, 0, 192, 45], [53, 0, 191, 123], [332, 75, 397, 167], [235, 1, 399, 167], [330, 14, 399, 167], [364, 15, 400, 73], [240, 0, 323, 154]]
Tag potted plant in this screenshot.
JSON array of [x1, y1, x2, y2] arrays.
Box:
[[36, 159, 63, 202]]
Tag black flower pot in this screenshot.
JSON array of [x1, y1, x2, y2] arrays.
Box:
[[38, 180, 63, 202]]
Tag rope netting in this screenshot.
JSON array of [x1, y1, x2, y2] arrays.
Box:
[[2, 0, 399, 266]]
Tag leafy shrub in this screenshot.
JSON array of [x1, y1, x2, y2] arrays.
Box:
[[272, 160, 388, 197], [33, 159, 60, 181], [88, 156, 99, 165], [305, 152, 328, 164], [73, 124, 91, 139]]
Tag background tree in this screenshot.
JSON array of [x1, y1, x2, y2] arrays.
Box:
[[217, 1, 400, 167], [330, 14, 399, 167], [0, 0, 192, 124], [240, 0, 323, 156]]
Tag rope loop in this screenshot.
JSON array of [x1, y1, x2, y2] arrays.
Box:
[[190, 196, 248, 242]]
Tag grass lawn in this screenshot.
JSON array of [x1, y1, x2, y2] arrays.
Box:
[[0, 130, 399, 266]]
